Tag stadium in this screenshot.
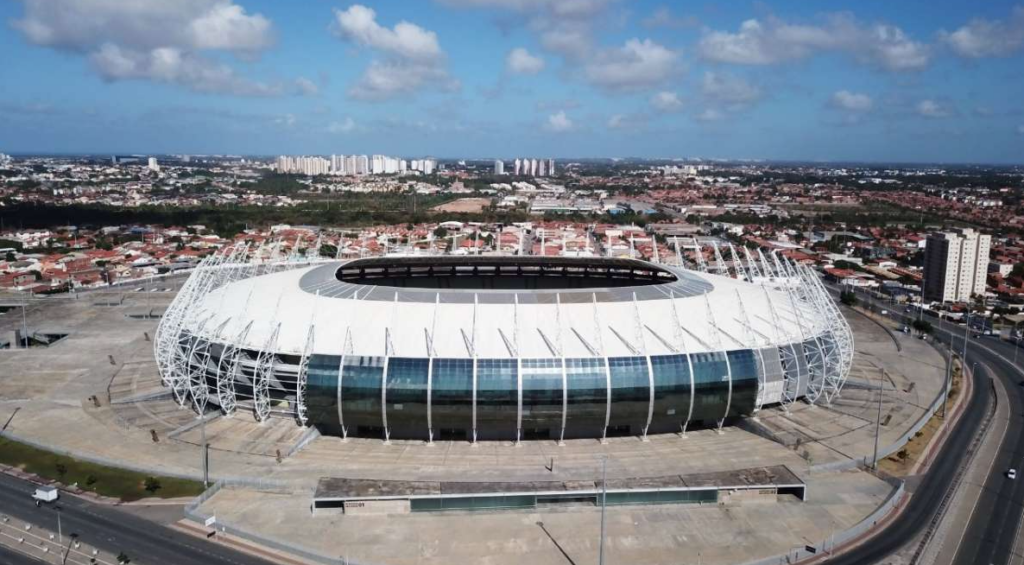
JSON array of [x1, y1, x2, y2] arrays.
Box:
[[155, 247, 853, 443]]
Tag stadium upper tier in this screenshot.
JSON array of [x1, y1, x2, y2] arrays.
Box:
[[155, 250, 853, 442]]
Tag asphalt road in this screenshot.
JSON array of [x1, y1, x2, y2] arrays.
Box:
[[0, 473, 280, 565], [832, 286, 1024, 565], [0, 544, 45, 564]]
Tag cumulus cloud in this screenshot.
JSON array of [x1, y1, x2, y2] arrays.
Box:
[[697, 14, 930, 72], [332, 4, 443, 62], [328, 117, 357, 134], [12, 0, 280, 95], [584, 38, 679, 92], [830, 90, 873, 112], [701, 72, 761, 105], [917, 99, 951, 119], [694, 108, 724, 122], [506, 47, 545, 74], [940, 7, 1024, 58], [643, 7, 700, 30], [294, 77, 319, 96], [651, 91, 683, 112], [545, 111, 573, 132], [331, 4, 454, 100]]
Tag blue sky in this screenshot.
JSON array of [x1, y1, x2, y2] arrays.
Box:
[[1, 0, 1023, 163]]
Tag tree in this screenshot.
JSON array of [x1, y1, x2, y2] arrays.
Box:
[[143, 477, 162, 494], [433, 226, 448, 239], [55, 463, 67, 480], [4, 251, 15, 262], [840, 291, 857, 306], [912, 319, 933, 334]]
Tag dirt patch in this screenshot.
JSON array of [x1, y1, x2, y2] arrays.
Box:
[[432, 198, 491, 213]]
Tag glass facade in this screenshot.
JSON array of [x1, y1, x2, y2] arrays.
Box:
[[564, 358, 608, 438], [475, 359, 518, 439], [650, 354, 691, 433], [340, 356, 385, 436], [385, 357, 429, 439], [431, 358, 473, 439], [607, 356, 651, 435], [302, 347, 793, 441], [520, 359, 563, 439]]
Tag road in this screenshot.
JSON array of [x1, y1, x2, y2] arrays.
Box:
[[0, 544, 45, 564], [0, 473, 280, 565], [831, 285, 1024, 565]]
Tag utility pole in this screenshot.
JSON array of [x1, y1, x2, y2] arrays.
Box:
[[873, 368, 884, 469], [962, 312, 971, 362], [941, 345, 952, 420], [201, 414, 209, 488], [599, 456, 607, 565]]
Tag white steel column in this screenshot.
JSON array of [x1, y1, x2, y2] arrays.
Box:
[[704, 292, 732, 431]]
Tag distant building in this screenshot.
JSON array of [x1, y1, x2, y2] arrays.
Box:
[[923, 228, 991, 303], [147, 157, 160, 173], [493, 160, 504, 175], [514, 158, 521, 176]]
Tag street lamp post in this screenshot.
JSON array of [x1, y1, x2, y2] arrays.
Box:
[[599, 456, 607, 565]]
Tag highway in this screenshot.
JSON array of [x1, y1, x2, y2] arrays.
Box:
[[0, 473, 280, 565], [830, 285, 1024, 565]]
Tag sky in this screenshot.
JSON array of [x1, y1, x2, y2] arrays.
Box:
[[1, 0, 1023, 163]]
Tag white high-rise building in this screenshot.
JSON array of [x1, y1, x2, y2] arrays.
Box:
[[923, 228, 992, 303], [538, 159, 546, 177], [494, 160, 504, 175], [514, 158, 521, 176], [147, 157, 160, 173], [530, 159, 538, 176], [548, 159, 555, 176], [357, 155, 369, 175]]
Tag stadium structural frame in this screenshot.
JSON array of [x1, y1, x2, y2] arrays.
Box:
[[155, 241, 854, 443]]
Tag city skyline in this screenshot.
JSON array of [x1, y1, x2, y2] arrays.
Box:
[[1, 1, 1024, 164]]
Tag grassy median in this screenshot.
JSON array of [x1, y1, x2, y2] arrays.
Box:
[[0, 436, 206, 501], [879, 361, 962, 476]]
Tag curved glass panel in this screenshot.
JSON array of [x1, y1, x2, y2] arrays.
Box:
[[607, 356, 650, 435], [475, 359, 518, 439], [430, 358, 473, 439], [385, 357, 429, 439], [650, 354, 691, 433], [564, 358, 607, 438], [690, 352, 729, 424], [520, 359, 563, 439], [340, 356, 385, 436], [305, 354, 341, 434], [726, 350, 758, 418]]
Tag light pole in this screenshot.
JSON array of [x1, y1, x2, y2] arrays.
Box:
[[599, 456, 607, 565], [873, 367, 884, 469], [55, 505, 62, 544]]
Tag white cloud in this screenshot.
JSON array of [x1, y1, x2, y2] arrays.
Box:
[[701, 72, 761, 105], [348, 60, 458, 101], [694, 108, 724, 122], [294, 77, 319, 96], [332, 5, 443, 63], [506, 47, 545, 74], [607, 114, 626, 129], [328, 117, 357, 134], [642, 7, 699, 30], [940, 7, 1024, 58], [12, 0, 279, 95], [651, 91, 683, 112], [584, 38, 679, 92], [697, 14, 930, 72], [545, 111, 573, 132], [330, 5, 454, 101], [831, 90, 873, 112], [916, 99, 951, 119]]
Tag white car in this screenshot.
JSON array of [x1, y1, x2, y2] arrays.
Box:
[[1009, 469, 1017, 480]]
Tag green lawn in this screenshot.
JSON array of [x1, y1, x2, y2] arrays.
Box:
[[0, 436, 206, 501]]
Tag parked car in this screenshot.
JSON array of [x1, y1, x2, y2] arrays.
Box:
[[1009, 469, 1018, 480]]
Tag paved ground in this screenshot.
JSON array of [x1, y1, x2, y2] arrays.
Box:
[[199, 471, 890, 565], [0, 291, 950, 565]]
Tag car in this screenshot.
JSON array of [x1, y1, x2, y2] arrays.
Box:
[[1009, 469, 1018, 480]]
